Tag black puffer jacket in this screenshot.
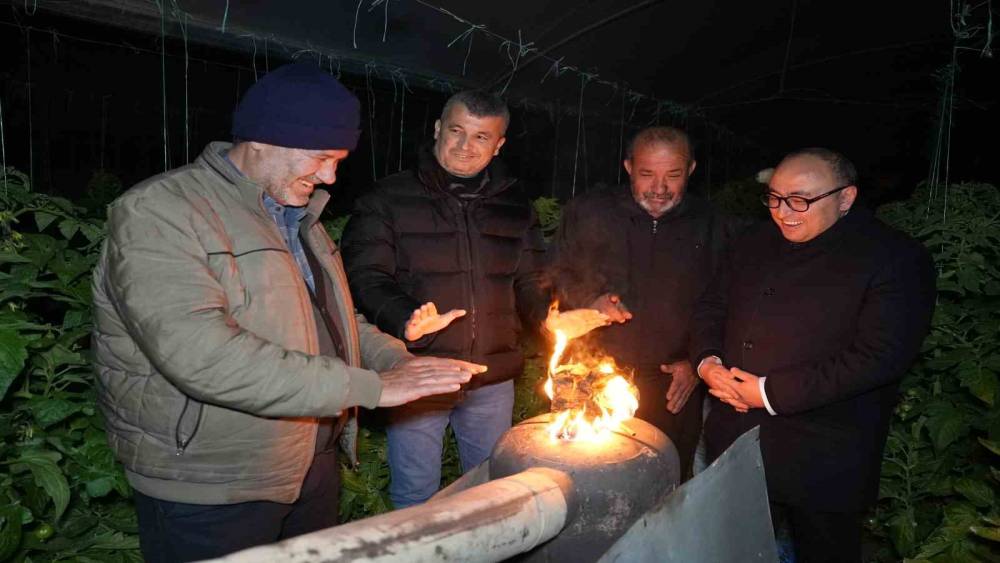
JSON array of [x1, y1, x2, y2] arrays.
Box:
[[341, 148, 548, 385]]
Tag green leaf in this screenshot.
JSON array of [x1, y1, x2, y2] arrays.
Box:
[[87, 530, 140, 550], [889, 507, 918, 557], [970, 525, 1000, 542], [34, 211, 58, 231], [0, 328, 30, 401], [0, 505, 23, 561], [954, 477, 995, 508], [84, 477, 114, 499], [33, 398, 82, 428], [926, 406, 969, 451], [58, 219, 80, 241], [979, 438, 1000, 457], [79, 223, 104, 244], [11, 451, 70, 522], [960, 366, 997, 406]]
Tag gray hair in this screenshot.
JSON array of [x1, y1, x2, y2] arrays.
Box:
[[626, 126, 693, 161]]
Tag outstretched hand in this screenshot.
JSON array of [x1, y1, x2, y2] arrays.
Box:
[[544, 303, 611, 340], [588, 293, 632, 324], [377, 357, 487, 407], [662, 360, 699, 414], [404, 302, 466, 341]]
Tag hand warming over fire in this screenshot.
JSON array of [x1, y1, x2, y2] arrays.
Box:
[[588, 293, 632, 323], [376, 357, 486, 407], [404, 302, 466, 341], [662, 360, 698, 414], [544, 303, 611, 340]]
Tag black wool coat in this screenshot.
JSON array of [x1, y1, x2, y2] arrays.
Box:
[[340, 149, 548, 386], [690, 207, 936, 512]]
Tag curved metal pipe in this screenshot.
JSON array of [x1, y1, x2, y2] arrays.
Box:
[[209, 467, 575, 563]]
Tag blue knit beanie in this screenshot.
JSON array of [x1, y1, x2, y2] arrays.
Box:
[[232, 63, 361, 150]]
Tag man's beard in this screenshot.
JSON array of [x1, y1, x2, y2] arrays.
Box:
[[638, 193, 678, 217]]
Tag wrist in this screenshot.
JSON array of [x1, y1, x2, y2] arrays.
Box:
[[696, 355, 722, 379]]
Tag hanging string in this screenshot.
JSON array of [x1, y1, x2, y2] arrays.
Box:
[[447, 23, 483, 76], [570, 73, 593, 197], [220, 0, 230, 33], [941, 50, 956, 223], [385, 72, 397, 177], [172, 1, 191, 163], [352, 0, 364, 48], [365, 63, 378, 181], [26, 27, 34, 187], [392, 69, 410, 172], [382, 0, 390, 42], [247, 36, 258, 80], [497, 30, 536, 95], [616, 86, 626, 185], [540, 57, 567, 84], [155, 1, 169, 171], [1, 94, 7, 195], [550, 100, 560, 197], [778, 0, 798, 94], [264, 36, 270, 72]]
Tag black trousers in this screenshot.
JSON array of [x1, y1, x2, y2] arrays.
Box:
[[134, 450, 340, 563], [633, 372, 704, 478], [777, 503, 862, 563]]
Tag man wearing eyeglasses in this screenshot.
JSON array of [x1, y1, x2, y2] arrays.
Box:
[[691, 148, 935, 562]]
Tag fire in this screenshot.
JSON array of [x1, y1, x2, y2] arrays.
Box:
[[543, 329, 639, 442]]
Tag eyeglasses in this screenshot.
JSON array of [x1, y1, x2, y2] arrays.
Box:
[[760, 184, 851, 212]]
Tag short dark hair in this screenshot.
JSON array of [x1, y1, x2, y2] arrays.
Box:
[[626, 126, 693, 161], [441, 90, 510, 131], [782, 147, 858, 187]]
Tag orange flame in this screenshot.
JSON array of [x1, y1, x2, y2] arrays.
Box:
[[543, 329, 639, 442]]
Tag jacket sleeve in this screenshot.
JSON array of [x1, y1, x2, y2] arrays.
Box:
[[548, 197, 611, 309], [764, 244, 936, 414], [103, 190, 383, 418], [355, 310, 413, 372], [340, 191, 424, 342], [689, 234, 735, 367], [513, 209, 551, 333]]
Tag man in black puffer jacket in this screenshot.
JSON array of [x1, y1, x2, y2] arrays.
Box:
[[341, 91, 549, 507]]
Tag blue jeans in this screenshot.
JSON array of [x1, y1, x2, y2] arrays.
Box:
[[387, 379, 515, 508]]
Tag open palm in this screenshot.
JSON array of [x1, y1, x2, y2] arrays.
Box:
[[404, 302, 467, 341]]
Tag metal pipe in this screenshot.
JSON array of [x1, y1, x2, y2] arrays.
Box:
[[207, 467, 576, 563]]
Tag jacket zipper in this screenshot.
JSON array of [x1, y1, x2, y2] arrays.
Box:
[[174, 397, 204, 456], [459, 200, 477, 355]]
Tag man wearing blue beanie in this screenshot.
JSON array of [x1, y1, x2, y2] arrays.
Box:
[[92, 63, 486, 562]]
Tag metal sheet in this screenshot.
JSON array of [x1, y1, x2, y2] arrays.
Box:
[[598, 426, 778, 563]]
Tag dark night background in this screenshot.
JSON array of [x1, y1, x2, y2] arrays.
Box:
[[0, 0, 996, 215]]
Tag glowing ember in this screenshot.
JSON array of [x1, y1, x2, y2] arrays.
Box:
[[543, 329, 639, 441]]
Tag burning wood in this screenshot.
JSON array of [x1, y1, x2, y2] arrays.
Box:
[[544, 327, 639, 441]]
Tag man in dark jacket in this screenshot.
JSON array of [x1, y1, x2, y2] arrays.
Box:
[[691, 148, 936, 562], [549, 126, 733, 475], [341, 91, 548, 507]]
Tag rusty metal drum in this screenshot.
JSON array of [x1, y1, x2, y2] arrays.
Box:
[[489, 413, 680, 562]]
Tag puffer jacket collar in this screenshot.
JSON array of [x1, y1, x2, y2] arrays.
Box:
[[415, 144, 516, 200]]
